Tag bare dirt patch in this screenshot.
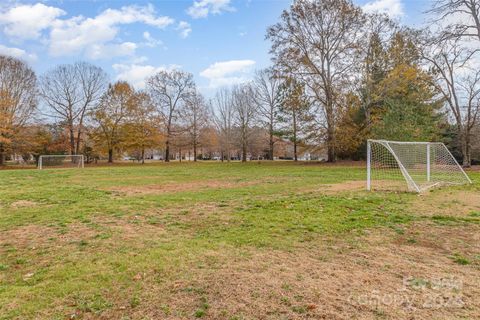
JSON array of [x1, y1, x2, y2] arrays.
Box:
[[320, 180, 367, 193], [311, 180, 379, 194], [107, 180, 259, 196], [0, 224, 57, 250], [299, 160, 365, 167], [10, 200, 38, 209], [104, 215, 168, 242], [312, 180, 405, 194]]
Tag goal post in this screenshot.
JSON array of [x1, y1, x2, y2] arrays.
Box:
[[38, 155, 84, 170], [367, 139, 471, 192]]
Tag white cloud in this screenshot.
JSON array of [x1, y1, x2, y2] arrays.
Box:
[[132, 56, 149, 64], [93, 5, 174, 28], [362, 0, 404, 19], [0, 44, 37, 62], [48, 5, 174, 59], [113, 63, 179, 89], [200, 59, 255, 88], [177, 21, 192, 38], [186, 0, 234, 19], [0, 3, 65, 40], [0, 3, 174, 60], [143, 31, 163, 47], [87, 42, 137, 60]]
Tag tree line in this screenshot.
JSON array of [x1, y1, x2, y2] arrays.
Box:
[[1, 0, 480, 166]]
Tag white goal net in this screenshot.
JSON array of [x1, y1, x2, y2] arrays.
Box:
[[38, 155, 84, 170], [367, 140, 471, 192]]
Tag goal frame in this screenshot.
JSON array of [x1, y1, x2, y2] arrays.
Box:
[[366, 139, 472, 192], [38, 155, 85, 170]]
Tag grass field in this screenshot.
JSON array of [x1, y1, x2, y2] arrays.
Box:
[[1, 162, 479, 319]]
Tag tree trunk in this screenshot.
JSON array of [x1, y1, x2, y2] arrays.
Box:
[[75, 128, 82, 155], [141, 148, 145, 164], [365, 106, 372, 131], [462, 131, 471, 167], [269, 124, 274, 160], [165, 118, 172, 162], [0, 144, 5, 166], [241, 127, 247, 162], [326, 99, 336, 162], [165, 139, 170, 162], [326, 126, 336, 163], [327, 145, 335, 163], [193, 141, 197, 162], [69, 126, 76, 155], [293, 111, 298, 162], [293, 132, 298, 162], [179, 148, 182, 162], [242, 142, 247, 163], [34, 154, 40, 167], [108, 149, 113, 163]]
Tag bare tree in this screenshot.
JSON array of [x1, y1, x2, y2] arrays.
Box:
[[41, 62, 107, 155], [473, 122, 480, 157], [232, 84, 257, 162], [426, 0, 480, 166], [212, 88, 235, 161], [267, 0, 365, 162], [147, 70, 195, 162], [253, 68, 282, 160], [421, 37, 480, 166], [430, 0, 480, 42], [0, 55, 37, 165], [183, 90, 209, 161]]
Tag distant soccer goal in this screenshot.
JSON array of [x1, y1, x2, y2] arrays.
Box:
[[367, 140, 471, 192], [38, 155, 84, 170]]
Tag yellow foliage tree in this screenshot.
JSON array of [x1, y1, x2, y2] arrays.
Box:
[[90, 81, 135, 163], [123, 92, 164, 163], [0, 56, 37, 165], [335, 93, 368, 159]]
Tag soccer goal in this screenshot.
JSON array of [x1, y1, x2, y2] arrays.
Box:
[[367, 140, 471, 192], [38, 155, 84, 170]]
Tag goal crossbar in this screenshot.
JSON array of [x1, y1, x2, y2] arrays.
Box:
[[367, 139, 471, 192]]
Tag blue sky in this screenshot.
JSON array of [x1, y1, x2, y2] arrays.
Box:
[[0, 0, 431, 96]]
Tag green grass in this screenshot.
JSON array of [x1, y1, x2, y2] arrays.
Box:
[[0, 162, 478, 319], [450, 254, 471, 265]]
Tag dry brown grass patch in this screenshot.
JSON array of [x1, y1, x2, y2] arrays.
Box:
[[0, 215, 168, 254], [321, 180, 366, 193], [102, 222, 480, 320], [312, 180, 405, 194], [411, 189, 480, 217], [310, 180, 371, 194], [107, 180, 259, 196], [0, 224, 57, 250], [10, 200, 38, 208]]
